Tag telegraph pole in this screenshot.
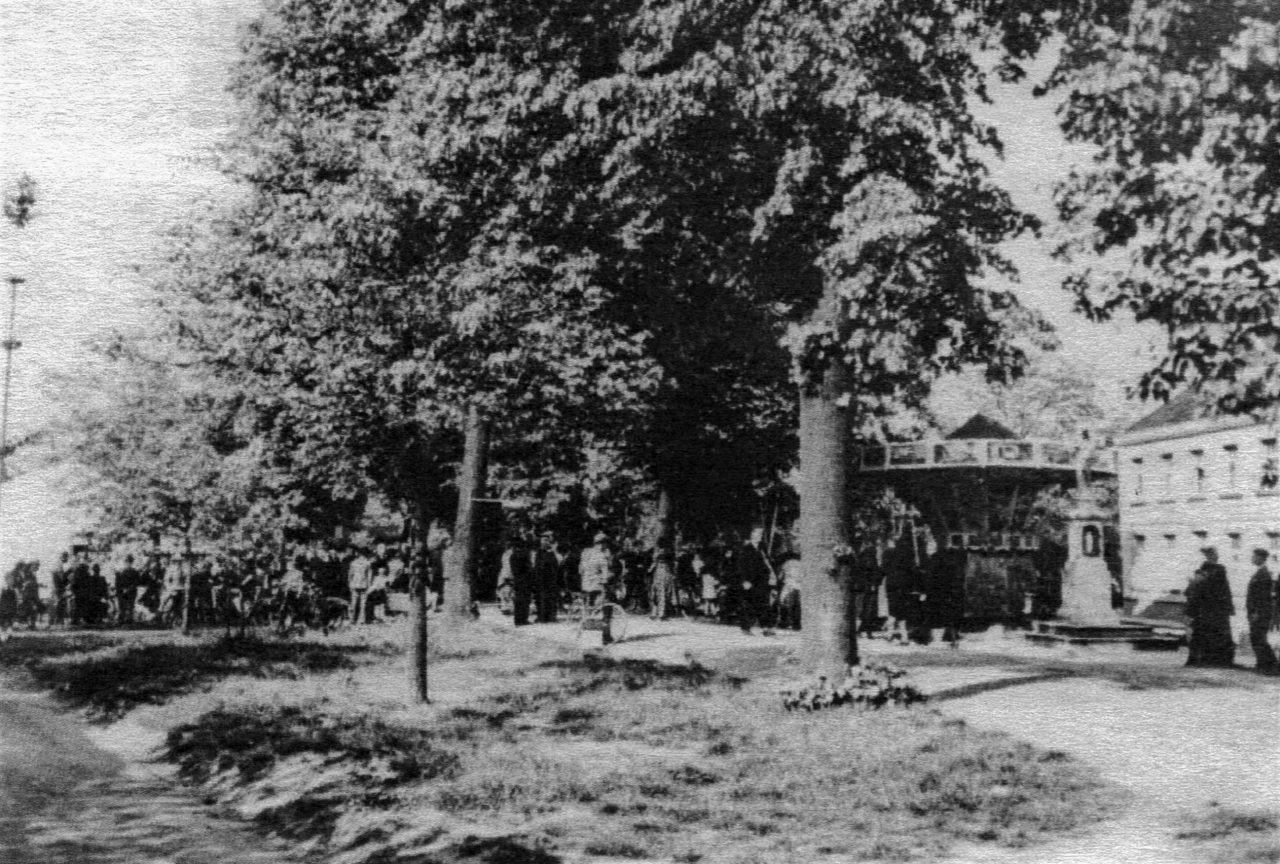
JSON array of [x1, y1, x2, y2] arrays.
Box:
[[0, 275, 23, 521]]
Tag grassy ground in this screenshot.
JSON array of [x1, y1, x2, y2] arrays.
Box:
[[0, 629, 399, 720], [1174, 805, 1280, 864], [0, 624, 1126, 863], [145, 633, 1115, 864]]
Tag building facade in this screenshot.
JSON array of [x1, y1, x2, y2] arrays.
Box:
[[1116, 392, 1279, 635]]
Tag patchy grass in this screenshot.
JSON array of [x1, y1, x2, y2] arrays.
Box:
[[8, 633, 395, 720], [168, 701, 461, 784], [166, 653, 1116, 863], [1175, 806, 1280, 864]]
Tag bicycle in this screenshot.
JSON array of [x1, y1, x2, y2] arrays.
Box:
[[567, 591, 628, 645]]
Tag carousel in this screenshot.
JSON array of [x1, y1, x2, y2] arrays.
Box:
[[856, 414, 1113, 627]]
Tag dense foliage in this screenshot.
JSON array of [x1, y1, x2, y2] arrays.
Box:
[[1051, 0, 1280, 413], [73, 0, 1061, 558]]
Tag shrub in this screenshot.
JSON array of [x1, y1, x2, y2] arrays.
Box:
[[779, 664, 927, 712]]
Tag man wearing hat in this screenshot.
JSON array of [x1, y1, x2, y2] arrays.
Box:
[[1185, 546, 1235, 667], [579, 532, 617, 644], [1245, 548, 1277, 674]]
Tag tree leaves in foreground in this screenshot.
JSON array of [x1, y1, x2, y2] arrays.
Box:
[[1051, 0, 1280, 414]]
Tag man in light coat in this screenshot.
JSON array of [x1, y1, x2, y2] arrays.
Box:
[[579, 532, 617, 644]]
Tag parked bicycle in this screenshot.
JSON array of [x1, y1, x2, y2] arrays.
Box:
[[566, 591, 628, 645]]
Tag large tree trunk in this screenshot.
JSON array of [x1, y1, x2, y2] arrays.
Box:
[[798, 360, 857, 679], [443, 404, 489, 624]]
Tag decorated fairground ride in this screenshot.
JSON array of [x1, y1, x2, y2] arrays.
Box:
[[856, 414, 1116, 628]]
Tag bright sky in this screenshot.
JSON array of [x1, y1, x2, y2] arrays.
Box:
[[0, 2, 1158, 572]]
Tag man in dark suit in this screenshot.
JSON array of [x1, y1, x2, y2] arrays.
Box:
[[114, 555, 141, 625], [733, 528, 773, 635], [531, 531, 560, 623], [1245, 548, 1276, 674]]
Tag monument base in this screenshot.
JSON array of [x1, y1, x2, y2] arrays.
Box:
[[1026, 619, 1183, 650]]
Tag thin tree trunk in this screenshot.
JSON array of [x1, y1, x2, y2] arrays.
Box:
[[409, 502, 432, 703], [798, 358, 857, 679], [410, 573, 430, 702], [653, 485, 675, 554], [443, 404, 489, 623]]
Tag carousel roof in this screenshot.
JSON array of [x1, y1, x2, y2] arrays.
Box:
[[947, 413, 1018, 440], [857, 414, 1111, 475]]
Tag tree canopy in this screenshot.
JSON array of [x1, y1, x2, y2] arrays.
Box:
[[1051, 0, 1280, 414]]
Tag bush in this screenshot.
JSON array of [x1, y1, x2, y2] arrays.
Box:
[[779, 664, 927, 711]]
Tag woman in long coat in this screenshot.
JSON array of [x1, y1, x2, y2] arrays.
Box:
[[1185, 547, 1235, 667]]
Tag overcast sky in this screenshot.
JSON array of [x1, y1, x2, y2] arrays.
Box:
[[0, 1, 1157, 570]]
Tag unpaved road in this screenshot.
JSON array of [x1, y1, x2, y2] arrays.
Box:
[[938, 676, 1280, 864], [0, 689, 301, 864]]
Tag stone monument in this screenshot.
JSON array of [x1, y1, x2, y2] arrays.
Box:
[[1029, 486, 1175, 646]]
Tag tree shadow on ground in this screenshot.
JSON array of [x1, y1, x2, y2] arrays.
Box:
[[9, 634, 394, 721], [390, 836, 561, 864], [0, 633, 130, 669], [874, 644, 1267, 692]]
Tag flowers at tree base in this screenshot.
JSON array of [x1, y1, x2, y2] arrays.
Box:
[[780, 664, 926, 712]]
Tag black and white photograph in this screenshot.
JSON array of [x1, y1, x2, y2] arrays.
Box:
[[0, 2, 1277, 862]]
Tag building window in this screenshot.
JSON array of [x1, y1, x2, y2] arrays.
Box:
[[1224, 444, 1239, 493], [1161, 452, 1174, 497], [1262, 438, 1278, 491], [1132, 457, 1144, 498], [1187, 449, 1203, 495]]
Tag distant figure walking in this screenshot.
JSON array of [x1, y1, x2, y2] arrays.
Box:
[[347, 546, 373, 624], [1245, 548, 1277, 674], [1185, 546, 1235, 668], [579, 532, 616, 644]]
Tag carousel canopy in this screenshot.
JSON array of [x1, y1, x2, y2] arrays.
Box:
[[947, 413, 1018, 440]]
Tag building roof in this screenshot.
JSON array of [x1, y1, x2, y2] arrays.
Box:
[[946, 413, 1019, 440], [1125, 390, 1217, 435]]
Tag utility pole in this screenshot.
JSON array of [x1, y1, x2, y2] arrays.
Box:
[[0, 276, 24, 523]]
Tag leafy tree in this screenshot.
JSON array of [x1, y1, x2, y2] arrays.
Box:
[[50, 340, 292, 547], [156, 0, 1066, 677], [1050, 0, 1280, 414]]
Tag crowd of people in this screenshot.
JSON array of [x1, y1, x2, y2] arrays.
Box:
[[6, 524, 1273, 672], [0, 536, 448, 638], [492, 527, 800, 636], [0, 520, 1031, 645], [0, 524, 822, 639]]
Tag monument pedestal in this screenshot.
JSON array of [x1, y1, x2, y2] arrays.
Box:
[[1026, 488, 1180, 649]]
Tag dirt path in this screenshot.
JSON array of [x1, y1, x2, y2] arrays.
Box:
[[0, 686, 306, 863], [934, 676, 1280, 864]]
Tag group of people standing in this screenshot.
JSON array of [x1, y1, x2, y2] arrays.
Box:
[[0, 534, 457, 634], [1185, 546, 1278, 674], [495, 527, 794, 635]]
